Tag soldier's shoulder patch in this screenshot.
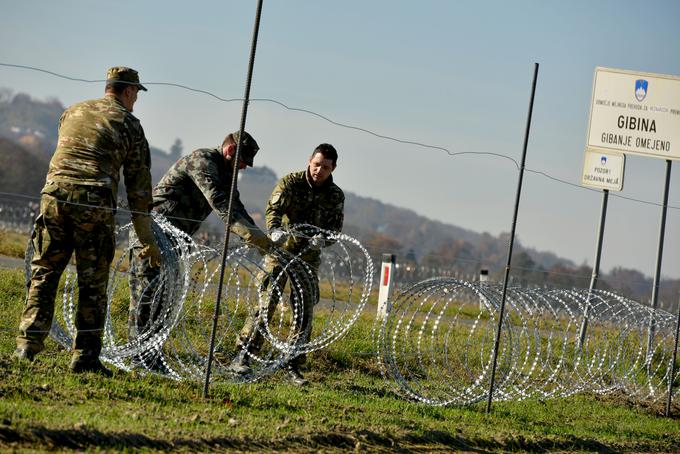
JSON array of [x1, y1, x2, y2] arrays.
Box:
[[270, 191, 282, 205]]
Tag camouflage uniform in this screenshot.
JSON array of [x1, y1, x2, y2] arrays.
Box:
[[17, 94, 153, 363], [152, 146, 267, 241], [128, 145, 269, 337], [238, 169, 344, 368]]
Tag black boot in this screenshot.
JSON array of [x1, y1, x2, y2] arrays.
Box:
[[286, 365, 308, 387], [227, 350, 251, 375], [70, 358, 113, 377], [12, 347, 36, 362]]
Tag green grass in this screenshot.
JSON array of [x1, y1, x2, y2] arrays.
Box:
[[0, 230, 28, 258], [1, 266, 679, 452]]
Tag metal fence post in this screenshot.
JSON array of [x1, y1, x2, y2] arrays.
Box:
[[486, 62, 539, 413], [647, 160, 672, 365], [203, 0, 264, 398], [665, 294, 680, 417]]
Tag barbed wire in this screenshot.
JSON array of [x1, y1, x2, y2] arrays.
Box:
[[524, 169, 676, 209], [0, 188, 675, 286], [2, 62, 680, 214], [0, 189, 227, 227], [0, 195, 675, 294], [11, 214, 374, 382], [2, 63, 680, 294], [375, 279, 680, 406]]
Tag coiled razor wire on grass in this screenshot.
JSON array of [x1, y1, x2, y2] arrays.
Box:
[[375, 278, 680, 406], [26, 215, 374, 382], [153, 222, 373, 382], [281, 224, 375, 355]]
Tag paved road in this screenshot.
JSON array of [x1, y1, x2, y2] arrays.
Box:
[[0, 255, 25, 270], [1, 254, 378, 319]]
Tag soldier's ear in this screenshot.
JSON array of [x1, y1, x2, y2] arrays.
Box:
[[223, 143, 236, 159]]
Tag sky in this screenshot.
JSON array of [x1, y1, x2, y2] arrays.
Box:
[[2, 0, 680, 280]]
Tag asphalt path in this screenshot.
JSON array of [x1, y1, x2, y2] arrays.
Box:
[[0, 255, 25, 270], [1, 255, 384, 340]]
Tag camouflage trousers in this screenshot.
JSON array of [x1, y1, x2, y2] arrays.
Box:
[[16, 182, 115, 362], [237, 253, 319, 368]]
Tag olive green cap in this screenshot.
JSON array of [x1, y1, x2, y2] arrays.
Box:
[[106, 66, 147, 91], [233, 130, 259, 166]]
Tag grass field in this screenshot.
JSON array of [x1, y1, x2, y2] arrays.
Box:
[[1, 256, 680, 451], [0, 230, 28, 259]]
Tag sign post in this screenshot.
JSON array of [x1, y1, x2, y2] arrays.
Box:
[[584, 67, 680, 361], [665, 294, 680, 417], [647, 159, 672, 363], [578, 149, 624, 348]]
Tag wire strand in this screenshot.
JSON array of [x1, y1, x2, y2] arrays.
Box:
[[2, 62, 678, 213]]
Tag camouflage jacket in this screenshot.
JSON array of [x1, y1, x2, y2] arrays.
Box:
[[266, 169, 344, 253], [152, 147, 268, 248], [45, 95, 152, 214]]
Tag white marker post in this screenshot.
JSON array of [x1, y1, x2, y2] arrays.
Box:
[[479, 269, 489, 310], [377, 254, 396, 320]]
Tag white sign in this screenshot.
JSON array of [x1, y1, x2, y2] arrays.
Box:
[[581, 148, 625, 191], [586, 67, 680, 160]]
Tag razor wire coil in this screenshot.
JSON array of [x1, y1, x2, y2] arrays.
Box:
[[375, 278, 680, 406], [25, 214, 374, 383]]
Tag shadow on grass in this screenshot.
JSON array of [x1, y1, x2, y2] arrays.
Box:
[[0, 424, 633, 453]]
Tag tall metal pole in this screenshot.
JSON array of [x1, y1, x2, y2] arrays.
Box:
[[203, 0, 265, 398], [485, 62, 539, 413], [665, 294, 680, 417], [577, 189, 609, 350], [646, 159, 672, 364]]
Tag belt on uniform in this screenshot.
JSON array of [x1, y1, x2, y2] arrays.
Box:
[[43, 181, 114, 205]]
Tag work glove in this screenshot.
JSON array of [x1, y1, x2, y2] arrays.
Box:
[[132, 215, 162, 268], [270, 228, 289, 246], [309, 233, 325, 251], [249, 231, 275, 254], [229, 220, 274, 254]]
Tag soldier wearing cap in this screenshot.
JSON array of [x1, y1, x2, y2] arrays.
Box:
[[127, 131, 273, 366], [149, 131, 266, 240], [13, 66, 160, 377]]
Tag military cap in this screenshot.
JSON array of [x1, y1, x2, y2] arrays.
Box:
[[232, 130, 259, 167], [106, 66, 147, 91]]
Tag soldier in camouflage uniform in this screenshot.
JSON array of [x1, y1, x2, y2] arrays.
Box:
[[14, 67, 161, 376], [127, 131, 272, 359], [233, 143, 344, 386]]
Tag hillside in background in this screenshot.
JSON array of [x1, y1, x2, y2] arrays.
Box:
[[0, 138, 50, 198], [0, 90, 181, 200], [1, 89, 678, 309]]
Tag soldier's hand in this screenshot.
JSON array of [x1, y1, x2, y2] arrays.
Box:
[[131, 214, 161, 266], [309, 233, 325, 251], [139, 241, 162, 268], [264, 236, 275, 252], [251, 235, 275, 254], [270, 228, 289, 246]]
